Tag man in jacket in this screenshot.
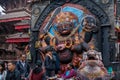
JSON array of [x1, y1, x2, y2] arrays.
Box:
[[6, 61, 20, 80], [16, 54, 30, 80]]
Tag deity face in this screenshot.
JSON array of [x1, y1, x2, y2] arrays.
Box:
[[54, 12, 78, 36], [57, 22, 74, 35], [87, 50, 99, 60], [87, 54, 96, 60], [82, 15, 96, 32]]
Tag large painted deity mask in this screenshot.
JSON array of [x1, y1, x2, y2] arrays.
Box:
[[39, 3, 97, 39]]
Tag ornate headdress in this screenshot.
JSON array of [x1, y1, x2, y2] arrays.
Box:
[[54, 12, 78, 25]]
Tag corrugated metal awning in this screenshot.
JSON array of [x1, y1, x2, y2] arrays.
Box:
[[0, 11, 30, 22], [6, 33, 30, 43]]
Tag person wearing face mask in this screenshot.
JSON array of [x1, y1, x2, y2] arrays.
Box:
[[62, 63, 76, 80]]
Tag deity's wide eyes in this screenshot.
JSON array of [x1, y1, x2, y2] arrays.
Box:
[[55, 22, 74, 32]]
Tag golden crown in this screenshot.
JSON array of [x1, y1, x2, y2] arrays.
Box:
[[54, 12, 78, 24]]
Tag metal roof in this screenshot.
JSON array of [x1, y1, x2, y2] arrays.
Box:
[[0, 10, 30, 21], [6, 33, 29, 39]]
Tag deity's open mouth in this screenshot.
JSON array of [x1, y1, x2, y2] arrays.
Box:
[[61, 53, 69, 57], [62, 30, 68, 33], [85, 26, 92, 30], [61, 29, 70, 34]]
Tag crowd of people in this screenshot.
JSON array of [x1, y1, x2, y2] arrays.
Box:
[[0, 51, 77, 80], [0, 46, 115, 80], [0, 54, 30, 80]]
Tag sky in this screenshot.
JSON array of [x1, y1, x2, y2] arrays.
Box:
[[0, 6, 5, 15]]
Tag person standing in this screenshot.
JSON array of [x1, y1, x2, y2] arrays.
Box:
[[62, 63, 76, 79], [0, 62, 7, 80], [6, 61, 20, 80], [16, 54, 30, 80], [44, 46, 56, 78], [29, 60, 45, 80]]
